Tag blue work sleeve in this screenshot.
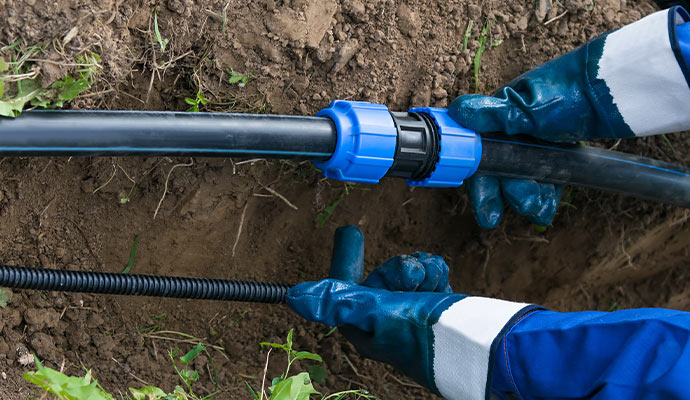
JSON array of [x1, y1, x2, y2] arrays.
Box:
[[490, 308, 690, 399]]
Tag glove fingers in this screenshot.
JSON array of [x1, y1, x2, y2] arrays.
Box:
[[362, 255, 425, 291], [501, 178, 562, 226], [448, 93, 533, 134], [411, 252, 452, 293], [467, 174, 504, 229]]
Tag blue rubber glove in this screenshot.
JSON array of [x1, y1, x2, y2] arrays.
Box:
[[450, 6, 690, 229], [287, 226, 463, 394]]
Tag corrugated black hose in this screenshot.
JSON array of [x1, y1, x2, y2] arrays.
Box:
[[0, 264, 290, 304]]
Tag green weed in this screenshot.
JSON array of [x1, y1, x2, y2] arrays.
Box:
[[222, 3, 230, 35], [473, 21, 490, 93], [661, 134, 677, 154], [24, 359, 114, 400], [0, 45, 101, 117], [249, 329, 376, 400], [315, 184, 356, 227], [25, 342, 216, 400], [122, 234, 140, 274], [185, 73, 208, 112], [462, 20, 474, 52], [227, 67, 254, 88], [185, 90, 208, 112], [153, 9, 169, 52]]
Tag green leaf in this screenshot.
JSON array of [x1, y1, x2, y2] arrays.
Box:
[[462, 20, 474, 51], [0, 289, 10, 307], [286, 329, 294, 352], [245, 382, 260, 400], [184, 97, 196, 105], [23, 358, 116, 400], [0, 81, 5, 98], [307, 364, 327, 385], [129, 386, 168, 400], [259, 342, 289, 352], [30, 95, 51, 108], [0, 58, 8, 72], [52, 75, 90, 103], [270, 372, 319, 400], [179, 342, 205, 364], [228, 74, 243, 84], [122, 234, 139, 273], [180, 368, 198, 382], [292, 351, 323, 362], [0, 87, 43, 117], [154, 9, 168, 52]]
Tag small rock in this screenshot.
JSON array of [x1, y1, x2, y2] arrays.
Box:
[[517, 16, 529, 31], [342, 0, 366, 22], [397, 4, 421, 38], [535, 0, 551, 22], [331, 39, 360, 73], [432, 87, 448, 99], [467, 4, 482, 20]]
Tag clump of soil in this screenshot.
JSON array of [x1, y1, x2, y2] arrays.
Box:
[[1, 0, 689, 398]]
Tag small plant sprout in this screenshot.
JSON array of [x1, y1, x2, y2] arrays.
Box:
[[462, 20, 474, 51], [227, 67, 254, 87], [473, 20, 491, 93], [185, 74, 208, 112], [153, 9, 169, 52], [249, 329, 377, 400], [185, 90, 208, 112]]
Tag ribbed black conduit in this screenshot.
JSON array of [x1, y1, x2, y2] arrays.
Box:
[[0, 265, 290, 304]]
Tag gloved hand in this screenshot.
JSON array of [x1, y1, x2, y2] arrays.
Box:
[[449, 6, 690, 228], [287, 226, 535, 399], [287, 225, 463, 395]]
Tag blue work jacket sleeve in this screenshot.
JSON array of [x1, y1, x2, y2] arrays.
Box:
[[490, 308, 690, 399]]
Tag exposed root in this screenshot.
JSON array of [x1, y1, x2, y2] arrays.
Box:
[[153, 158, 194, 219], [232, 200, 249, 257], [92, 164, 117, 194], [260, 348, 272, 400], [259, 185, 298, 210]]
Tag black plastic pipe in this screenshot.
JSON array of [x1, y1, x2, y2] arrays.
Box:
[[0, 110, 336, 159], [1, 110, 689, 208], [0, 264, 290, 303], [478, 134, 690, 208]]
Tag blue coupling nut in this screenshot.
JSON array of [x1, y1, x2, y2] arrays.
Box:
[[314, 100, 397, 184], [407, 107, 482, 187]]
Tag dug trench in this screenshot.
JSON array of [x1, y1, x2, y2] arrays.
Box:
[[1, 0, 690, 398]]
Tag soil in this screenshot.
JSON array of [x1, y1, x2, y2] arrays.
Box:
[[1, 0, 689, 399]]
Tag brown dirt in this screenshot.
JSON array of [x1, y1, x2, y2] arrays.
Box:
[[1, 0, 690, 398]]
